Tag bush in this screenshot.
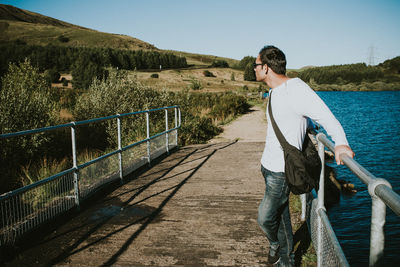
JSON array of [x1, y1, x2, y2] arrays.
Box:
[[61, 77, 69, 86], [0, 59, 59, 192], [150, 73, 159, 78], [44, 67, 61, 84], [203, 70, 215, 77], [58, 35, 69, 43], [73, 69, 171, 149], [14, 39, 27, 45], [210, 60, 229, 68], [230, 72, 235, 81], [179, 114, 221, 145], [189, 77, 202, 90]]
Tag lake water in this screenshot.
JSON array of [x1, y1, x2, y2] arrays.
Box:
[[316, 91, 400, 267]]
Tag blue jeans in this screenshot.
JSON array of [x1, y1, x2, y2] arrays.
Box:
[[258, 165, 294, 266]]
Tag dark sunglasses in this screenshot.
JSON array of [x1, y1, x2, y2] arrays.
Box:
[[253, 63, 264, 68]]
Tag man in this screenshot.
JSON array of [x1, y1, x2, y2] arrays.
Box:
[[255, 45, 354, 266]]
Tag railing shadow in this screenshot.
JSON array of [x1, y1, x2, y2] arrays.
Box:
[[99, 141, 236, 267], [294, 222, 312, 267], [3, 141, 237, 266]]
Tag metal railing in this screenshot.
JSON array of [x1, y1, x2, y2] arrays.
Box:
[[307, 131, 400, 267], [0, 106, 181, 246]]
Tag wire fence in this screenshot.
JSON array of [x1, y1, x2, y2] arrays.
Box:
[[306, 131, 400, 267], [0, 106, 180, 247]]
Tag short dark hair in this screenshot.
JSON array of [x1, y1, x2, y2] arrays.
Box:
[[259, 45, 287, 75]]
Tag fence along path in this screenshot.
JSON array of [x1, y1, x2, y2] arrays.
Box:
[[4, 106, 303, 266]]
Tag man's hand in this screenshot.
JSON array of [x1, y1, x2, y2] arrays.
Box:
[[334, 145, 355, 165]]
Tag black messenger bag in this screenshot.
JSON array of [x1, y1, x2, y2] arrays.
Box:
[[268, 93, 321, 195]]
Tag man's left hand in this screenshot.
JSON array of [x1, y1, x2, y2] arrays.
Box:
[[334, 145, 355, 165]]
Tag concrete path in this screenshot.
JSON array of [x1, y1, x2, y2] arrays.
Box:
[[4, 105, 307, 266], [210, 106, 267, 143]]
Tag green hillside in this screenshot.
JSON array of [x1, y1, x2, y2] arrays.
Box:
[[0, 4, 156, 50], [0, 4, 239, 66]]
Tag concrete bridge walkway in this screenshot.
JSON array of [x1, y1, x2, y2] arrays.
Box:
[[5, 107, 307, 266]]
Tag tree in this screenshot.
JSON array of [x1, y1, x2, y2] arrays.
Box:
[[244, 62, 256, 81], [239, 56, 256, 70], [72, 53, 108, 89]]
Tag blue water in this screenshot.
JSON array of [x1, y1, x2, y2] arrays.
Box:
[[316, 91, 400, 267]]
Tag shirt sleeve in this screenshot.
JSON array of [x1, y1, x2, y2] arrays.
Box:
[[289, 81, 349, 147]]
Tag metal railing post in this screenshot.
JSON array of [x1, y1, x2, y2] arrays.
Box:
[[316, 133, 326, 267], [175, 107, 178, 146], [71, 122, 80, 209], [368, 178, 392, 266], [117, 114, 123, 183], [165, 109, 169, 154], [301, 194, 306, 221], [179, 107, 181, 125], [146, 111, 151, 165]]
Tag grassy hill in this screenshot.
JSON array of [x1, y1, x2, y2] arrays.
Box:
[[0, 4, 156, 50], [0, 4, 239, 67]]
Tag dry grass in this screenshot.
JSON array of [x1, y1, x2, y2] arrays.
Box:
[[59, 108, 73, 121], [132, 67, 262, 92]]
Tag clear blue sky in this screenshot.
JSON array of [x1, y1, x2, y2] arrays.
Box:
[[1, 0, 399, 69]]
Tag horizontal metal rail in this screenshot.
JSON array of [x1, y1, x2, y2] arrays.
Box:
[[315, 132, 400, 267], [0, 105, 181, 246], [317, 134, 400, 215], [0, 105, 179, 139]]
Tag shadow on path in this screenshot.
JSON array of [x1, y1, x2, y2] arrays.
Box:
[[293, 222, 312, 267], [3, 142, 237, 266]]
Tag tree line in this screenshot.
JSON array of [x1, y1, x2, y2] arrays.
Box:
[[296, 63, 385, 84], [235, 55, 400, 85], [295, 57, 400, 85], [0, 43, 188, 89]]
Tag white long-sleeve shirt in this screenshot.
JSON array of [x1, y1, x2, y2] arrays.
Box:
[[261, 78, 349, 172]]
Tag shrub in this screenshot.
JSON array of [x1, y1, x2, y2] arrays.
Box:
[[44, 67, 61, 84], [203, 70, 215, 77], [150, 73, 159, 78], [14, 39, 27, 45], [58, 35, 69, 43], [189, 77, 202, 90], [179, 114, 221, 145], [73, 69, 171, 149], [210, 60, 229, 68], [62, 78, 69, 86], [0, 59, 59, 192], [231, 72, 235, 81]]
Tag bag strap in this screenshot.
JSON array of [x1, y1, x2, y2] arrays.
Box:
[[268, 92, 290, 149]]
